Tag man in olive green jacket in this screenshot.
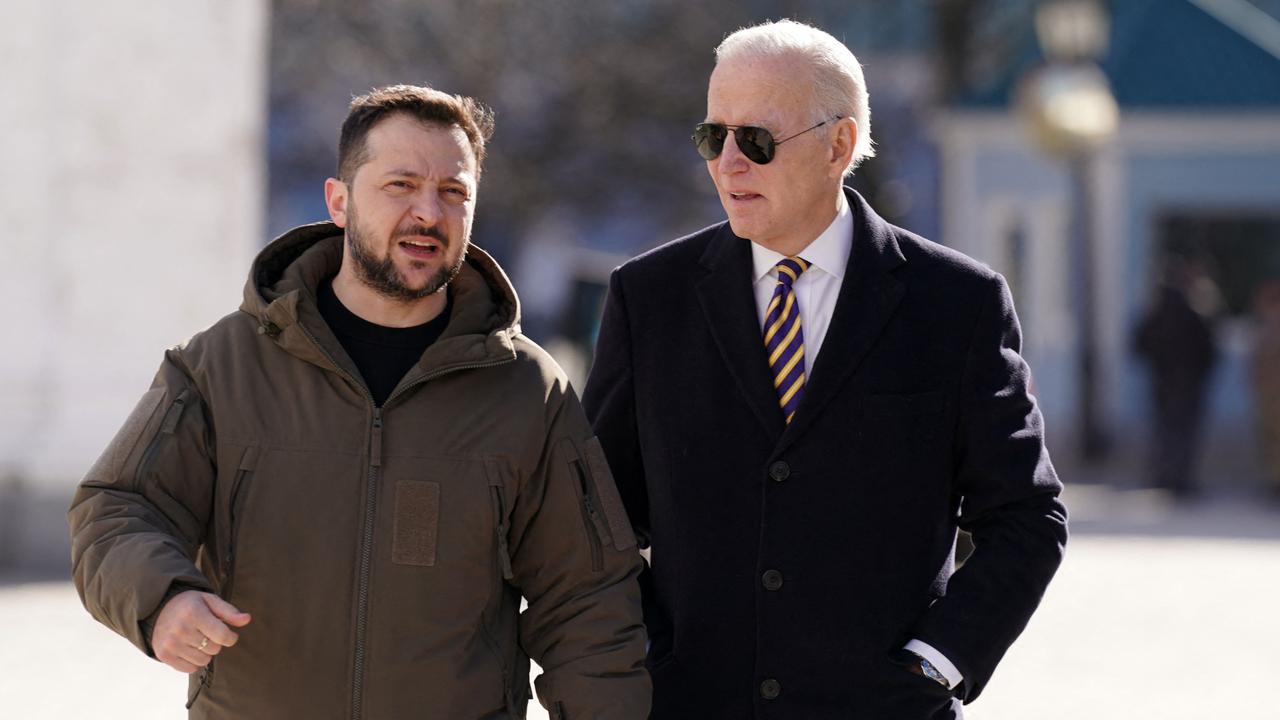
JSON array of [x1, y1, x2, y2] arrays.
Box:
[[68, 85, 649, 719]]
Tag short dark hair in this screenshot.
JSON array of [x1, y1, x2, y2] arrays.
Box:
[[337, 84, 496, 182]]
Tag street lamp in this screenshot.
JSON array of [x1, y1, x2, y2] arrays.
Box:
[[1018, 0, 1118, 462]]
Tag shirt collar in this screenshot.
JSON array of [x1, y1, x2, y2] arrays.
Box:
[[750, 191, 853, 284]]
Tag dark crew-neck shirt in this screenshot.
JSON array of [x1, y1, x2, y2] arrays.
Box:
[[316, 279, 451, 407]]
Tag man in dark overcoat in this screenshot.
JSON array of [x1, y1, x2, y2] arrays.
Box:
[[583, 19, 1068, 719]]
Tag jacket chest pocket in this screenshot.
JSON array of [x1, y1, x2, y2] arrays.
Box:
[[219, 445, 261, 601], [859, 391, 947, 442], [853, 391, 950, 475]]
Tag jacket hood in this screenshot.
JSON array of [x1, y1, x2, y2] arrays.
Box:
[[240, 221, 519, 333], [239, 221, 522, 376]]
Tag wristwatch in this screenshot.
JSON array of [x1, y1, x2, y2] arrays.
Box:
[[915, 655, 952, 690]]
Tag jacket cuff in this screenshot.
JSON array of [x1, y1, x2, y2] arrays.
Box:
[[139, 581, 204, 657]]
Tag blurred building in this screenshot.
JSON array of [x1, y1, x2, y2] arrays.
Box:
[[934, 0, 1280, 484], [262, 1, 1280, 481], [0, 0, 267, 571]]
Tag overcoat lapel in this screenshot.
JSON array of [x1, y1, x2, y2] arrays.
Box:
[[695, 224, 787, 443], [775, 190, 907, 456]]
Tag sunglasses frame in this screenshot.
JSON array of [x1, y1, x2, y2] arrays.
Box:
[[693, 115, 843, 164]]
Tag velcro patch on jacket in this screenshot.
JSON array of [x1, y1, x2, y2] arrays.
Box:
[[392, 480, 440, 567], [583, 437, 637, 551], [84, 387, 165, 486]]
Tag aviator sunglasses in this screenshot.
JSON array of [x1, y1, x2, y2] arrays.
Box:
[[692, 115, 843, 164]]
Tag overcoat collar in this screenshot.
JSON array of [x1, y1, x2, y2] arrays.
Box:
[[694, 187, 907, 451]]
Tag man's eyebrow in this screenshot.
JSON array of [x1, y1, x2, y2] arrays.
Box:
[[382, 169, 473, 185]]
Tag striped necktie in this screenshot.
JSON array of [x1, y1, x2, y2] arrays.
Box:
[[763, 257, 810, 423]]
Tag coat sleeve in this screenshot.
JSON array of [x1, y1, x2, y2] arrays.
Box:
[[67, 349, 217, 655], [581, 268, 649, 546], [581, 269, 672, 656], [911, 274, 1068, 702], [508, 380, 650, 719]]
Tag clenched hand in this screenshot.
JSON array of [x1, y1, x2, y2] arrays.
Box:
[[152, 590, 252, 673]]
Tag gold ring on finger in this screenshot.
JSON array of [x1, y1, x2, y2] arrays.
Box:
[[198, 636, 209, 651]]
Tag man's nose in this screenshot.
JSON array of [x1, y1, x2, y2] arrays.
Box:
[[411, 191, 444, 226], [717, 133, 750, 174]]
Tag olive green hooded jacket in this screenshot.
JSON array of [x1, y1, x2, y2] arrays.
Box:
[[68, 223, 650, 719]]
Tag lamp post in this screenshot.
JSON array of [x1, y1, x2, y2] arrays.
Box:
[[1018, 0, 1118, 462]]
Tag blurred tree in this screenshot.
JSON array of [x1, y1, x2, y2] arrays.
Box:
[[267, 0, 765, 259]]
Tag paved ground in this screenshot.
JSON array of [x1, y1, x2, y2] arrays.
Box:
[[3, 484, 1278, 719]]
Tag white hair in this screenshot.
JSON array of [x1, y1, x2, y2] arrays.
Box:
[[715, 19, 874, 174]]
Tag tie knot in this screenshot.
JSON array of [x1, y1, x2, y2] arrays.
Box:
[[775, 257, 810, 287]]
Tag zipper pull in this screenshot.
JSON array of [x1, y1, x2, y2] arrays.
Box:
[[496, 529, 514, 580], [370, 409, 383, 468], [186, 666, 212, 709], [159, 393, 189, 434]]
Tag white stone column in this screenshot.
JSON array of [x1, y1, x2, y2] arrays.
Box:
[[0, 0, 267, 565]]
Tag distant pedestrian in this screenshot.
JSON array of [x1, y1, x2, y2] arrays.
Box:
[[1250, 279, 1280, 496], [1134, 258, 1219, 500]]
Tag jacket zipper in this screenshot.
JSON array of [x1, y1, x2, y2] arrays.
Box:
[[477, 608, 513, 714], [290, 322, 513, 720], [133, 390, 190, 486], [186, 665, 212, 709], [572, 461, 604, 572], [221, 462, 255, 603], [189, 446, 258, 709], [489, 484, 514, 581], [484, 461, 519, 714], [350, 407, 381, 720]]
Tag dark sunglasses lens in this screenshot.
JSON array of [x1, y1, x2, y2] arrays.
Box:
[[694, 123, 727, 160], [735, 126, 775, 164]]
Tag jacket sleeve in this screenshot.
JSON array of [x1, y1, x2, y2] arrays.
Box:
[[912, 274, 1069, 702], [67, 349, 217, 655], [508, 381, 650, 719]]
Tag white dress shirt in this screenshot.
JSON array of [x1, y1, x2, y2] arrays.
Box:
[[750, 192, 853, 361], [748, 192, 965, 690]]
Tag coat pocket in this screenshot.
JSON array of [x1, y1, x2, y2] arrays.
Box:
[[581, 437, 637, 551], [130, 388, 192, 488], [84, 387, 167, 486], [563, 437, 637, 562], [861, 391, 948, 450], [484, 459, 514, 580], [186, 660, 214, 709], [391, 480, 441, 567], [565, 445, 606, 572], [221, 445, 260, 603], [864, 390, 946, 417], [477, 616, 515, 715]]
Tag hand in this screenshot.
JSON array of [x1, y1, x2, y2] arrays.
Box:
[[151, 590, 251, 674]]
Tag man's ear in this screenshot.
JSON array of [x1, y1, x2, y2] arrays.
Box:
[[324, 177, 349, 228], [828, 118, 857, 179]]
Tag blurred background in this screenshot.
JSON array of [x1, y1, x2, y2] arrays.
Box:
[[2, 0, 1279, 717]]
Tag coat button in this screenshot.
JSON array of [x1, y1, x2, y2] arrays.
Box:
[[760, 678, 781, 699], [768, 461, 790, 482], [762, 569, 784, 591]]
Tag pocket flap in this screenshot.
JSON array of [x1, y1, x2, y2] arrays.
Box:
[[84, 387, 166, 486], [583, 437, 637, 551]]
